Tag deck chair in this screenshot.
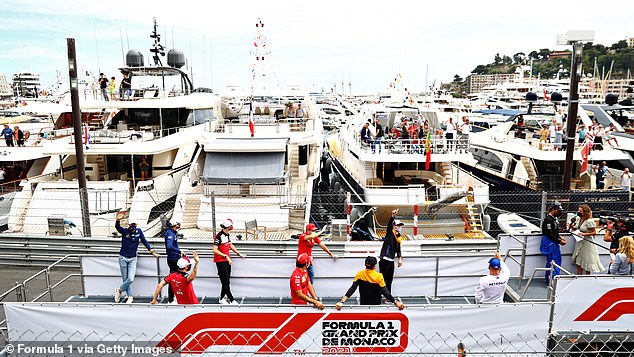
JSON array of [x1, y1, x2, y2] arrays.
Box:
[[245, 219, 267, 240]]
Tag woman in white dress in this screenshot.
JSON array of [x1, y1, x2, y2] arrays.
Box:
[[571, 204, 605, 275]]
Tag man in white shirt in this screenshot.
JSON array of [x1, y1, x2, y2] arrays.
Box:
[[474, 252, 510, 304], [445, 118, 456, 151]]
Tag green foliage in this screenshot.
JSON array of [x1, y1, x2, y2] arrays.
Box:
[[468, 42, 633, 79]]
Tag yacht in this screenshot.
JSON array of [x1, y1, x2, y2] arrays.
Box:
[[326, 103, 491, 241], [460, 108, 634, 191], [5, 22, 220, 237], [12, 72, 41, 98]]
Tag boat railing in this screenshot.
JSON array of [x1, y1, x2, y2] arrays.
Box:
[[518, 262, 573, 302], [69, 124, 195, 145], [353, 133, 469, 155], [220, 116, 317, 134]]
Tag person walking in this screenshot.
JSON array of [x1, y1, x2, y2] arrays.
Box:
[[120, 72, 132, 99], [609, 236, 634, 275], [335, 256, 405, 310], [2, 125, 14, 147], [373, 117, 384, 153], [98, 73, 109, 101], [14, 126, 24, 147], [571, 204, 605, 275], [139, 155, 150, 181], [108, 76, 117, 100], [212, 219, 247, 305], [474, 252, 510, 304], [290, 253, 324, 309], [621, 168, 632, 191], [594, 161, 610, 189], [151, 251, 200, 304], [540, 204, 567, 283], [164, 222, 182, 304], [379, 209, 404, 294], [297, 223, 337, 284], [114, 213, 159, 303]]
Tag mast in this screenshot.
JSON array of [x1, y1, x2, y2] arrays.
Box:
[[150, 17, 165, 66]]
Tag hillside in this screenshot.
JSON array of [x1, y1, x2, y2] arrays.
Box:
[[444, 40, 634, 96]]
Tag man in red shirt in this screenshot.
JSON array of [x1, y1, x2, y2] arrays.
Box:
[[297, 223, 337, 284], [290, 253, 324, 309], [151, 251, 200, 305], [213, 219, 247, 305]]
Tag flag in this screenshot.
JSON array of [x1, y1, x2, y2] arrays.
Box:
[[248, 101, 255, 137], [579, 141, 590, 176], [425, 130, 432, 170], [83, 123, 90, 149]]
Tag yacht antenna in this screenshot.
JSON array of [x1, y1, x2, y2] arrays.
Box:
[[150, 17, 165, 66]]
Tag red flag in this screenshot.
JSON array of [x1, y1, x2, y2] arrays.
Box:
[[248, 102, 255, 137], [579, 141, 590, 176], [425, 130, 432, 170]]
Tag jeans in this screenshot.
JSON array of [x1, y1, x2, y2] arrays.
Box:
[[540, 236, 561, 284], [167, 259, 179, 302], [101, 88, 109, 101], [307, 263, 315, 284], [118, 255, 137, 297], [373, 137, 383, 153]]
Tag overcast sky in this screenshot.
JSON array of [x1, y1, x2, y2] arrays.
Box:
[[0, 0, 631, 94]]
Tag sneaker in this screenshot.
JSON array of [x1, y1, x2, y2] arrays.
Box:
[[126, 296, 134, 304], [169, 300, 178, 305], [114, 288, 121, 303], [230, 299, 239, 305], [219, 297, 229, 305]]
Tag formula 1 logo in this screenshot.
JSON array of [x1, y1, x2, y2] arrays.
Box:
[[575, 287, 634, 322], [156, 312, 408, 354]]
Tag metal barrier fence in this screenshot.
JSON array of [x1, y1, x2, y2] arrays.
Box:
[[2, 188, 631, 239]]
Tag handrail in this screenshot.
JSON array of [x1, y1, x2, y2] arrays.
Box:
[[518, 262, 573, 302]]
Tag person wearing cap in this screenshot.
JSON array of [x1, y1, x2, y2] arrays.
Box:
[[114, 213, 159, 303], [151, 251, 200, 304], [379, 209, 404, 294], [290, 253, 324, 309], [213, 219, 247, 305], [335, 256, 405, 310], [540, 204, 567, 283], [474, 252, 510, 304], [297, 223, 338, 284], [164, 222, 183, 304]]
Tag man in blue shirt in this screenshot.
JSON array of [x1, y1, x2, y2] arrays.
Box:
[[164, 222, 183, 303], [114, 215, 159, 303], [2, 125, 14, 147]]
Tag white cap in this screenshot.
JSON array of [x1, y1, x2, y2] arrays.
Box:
[[220, 219, 233, 228], [394, 219, 405, 226], [177, 257, 191, 269]]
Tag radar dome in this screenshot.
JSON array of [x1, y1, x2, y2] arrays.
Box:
[[525, 92, 537, 102], [550, 92, 563, 102], [605, 93, 618, 105], [126, 49, 144, 67], [167, 49, 186, 68]]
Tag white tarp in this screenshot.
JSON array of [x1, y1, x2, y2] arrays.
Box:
[[552, 276, 634, 332], [5, 303, 550, 355], [81, 255, 487, 298]]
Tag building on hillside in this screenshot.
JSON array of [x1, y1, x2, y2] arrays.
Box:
[[627, 37, 634, 48], [549, 51, 571, 59], [466, 73, 519, 94]]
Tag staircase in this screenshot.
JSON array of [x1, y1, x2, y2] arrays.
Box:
[[440, 162, 453, 185], [94, 155, 106, 179], [465, 192, 483, 235], [87, 109, 108, 130], [520, 157, 538, 189], [182, 186, 203, 229], [289, 146, 299, 179], [289, 207, 305, 231]]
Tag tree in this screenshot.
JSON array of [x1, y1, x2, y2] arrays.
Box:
[[611, 40, 627, 50], [538, 48, 551, 60], [529, 51, 539, 60], [513, 52, 526, 64], [502, 55, 513, 65], [453, 74, 463, 83], [494, 53, 502, 65], [471, 65, 487, 75]]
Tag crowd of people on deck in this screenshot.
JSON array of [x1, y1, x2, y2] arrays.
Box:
[[358, 115, 472, 154]]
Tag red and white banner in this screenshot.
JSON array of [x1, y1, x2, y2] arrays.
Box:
[[552, 276, 634, 332], [5, 303, 549, 355]]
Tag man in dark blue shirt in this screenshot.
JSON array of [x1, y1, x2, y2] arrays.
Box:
[[115, 216, 158, 303], [540, 204, 567, 283], [164, 222, 183, 303], [2, 125, 14, 147]]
